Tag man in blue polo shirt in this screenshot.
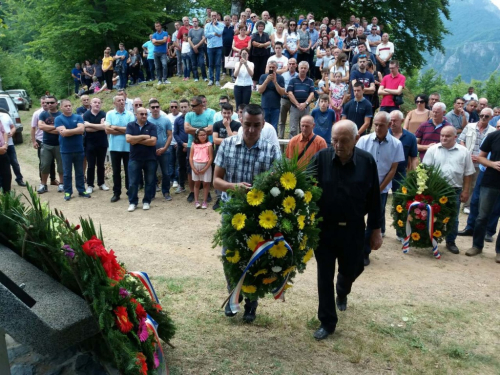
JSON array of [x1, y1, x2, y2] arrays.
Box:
[[126, 107, 158, 212], [54, 100, 90, 201], [105, 95, 135, 203], [286, 61, 315, 138], [152, 22, 170, 85], [341, 82, 373, 136]]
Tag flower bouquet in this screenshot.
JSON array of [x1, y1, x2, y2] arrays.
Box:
[[391, 164, 459, 258], [213, 155, 322, 308]]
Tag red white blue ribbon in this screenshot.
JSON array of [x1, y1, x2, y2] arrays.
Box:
[[128, 271, 160, 303], [228, 233, 293, 314], [402, 202, 441, 259], [146, 314, 169, 375]]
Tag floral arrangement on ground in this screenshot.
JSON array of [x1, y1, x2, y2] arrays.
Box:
[[213, 155, 322, 301], [391, 163, 458, 249], [0, 186, 175, 375]]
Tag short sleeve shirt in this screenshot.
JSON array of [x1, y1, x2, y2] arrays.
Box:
[[287, 76, 315, 105], [213, 120, 241, 141], [380, 73, 406, 107], [83, 110, 108, 148], [389, 129, 418, 180], [0, 113, 14, 146], [259, 74, 285, 109], [311, 108, 335, 144], [54, 114, 84, 153], [341, 98, 373, 130], [147, 114, 172, 149], [0, 122, 5, 148], [126, 121, 158, 161], [106, 109, 135, 152], [185, 111, 214, 147], [414, 119, 452, 160], [479, 131, 500, 188], [350, 70, 375, 101], [152, 31, 169, 53], [142, 40, 155, 59], [39, 111, 62, 146]]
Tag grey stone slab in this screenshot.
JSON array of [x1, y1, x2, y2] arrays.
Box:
[[0, 244, 100, 356]]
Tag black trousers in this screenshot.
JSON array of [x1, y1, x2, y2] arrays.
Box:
[[36, 140, 55, 181], [0, 153, 12, 193], [104, 70, 113, 90], [314, 222, 365, 332], [110, 151, 129, 196], [176, 145, 188, 189], [86, 145, 107, 187]]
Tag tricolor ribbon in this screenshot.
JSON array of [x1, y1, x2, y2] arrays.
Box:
[[227, 233, 293, 314], [146, 314, 169, 375], [402, 201, 441, 259], [128, 271, 160, 303]]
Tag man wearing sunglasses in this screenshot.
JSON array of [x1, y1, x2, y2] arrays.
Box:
[[166, 101, 181, 190]]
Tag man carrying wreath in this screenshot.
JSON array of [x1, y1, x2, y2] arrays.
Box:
[[214, 104, 281, 323]]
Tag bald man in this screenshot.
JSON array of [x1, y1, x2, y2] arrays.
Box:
[[285, 115, 327, 164]]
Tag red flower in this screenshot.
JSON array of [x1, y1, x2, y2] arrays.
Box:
[[130, 298, 147, 321], [414, 194, 425, 202], [415, 222, 426, 230], [152, 303, 163, 312], [135, 353, 148, 375], [114, 306, 133, 333], [99, 249, 124, 281], [82, 236, 106, 258], [406, 200, 414, 210], [431, 203, 441, 214], [424, 195, 433, 203]]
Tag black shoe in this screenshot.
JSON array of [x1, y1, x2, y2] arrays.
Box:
[[313, 326, 334, 341], [457, 228, 473, 236], [213, 198, 221, 210], [336, 296, 347, 311], [187, 192, 194, 203], [243, 300, 258, 323], [446, 242, 460, 254], [224, 294, 243, 317], [207, 192, 212, 202], [364, 255, 370, 266], [16, 180, 27, 187], [110, 195, 120, 203], [485, 234, 494, 243], [78, 192, 91, 199]]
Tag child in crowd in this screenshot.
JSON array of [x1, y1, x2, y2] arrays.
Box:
[[330, 71, 348, 121], [189, 128, 213, 209], [320, 47, 334, 72], [181, 33, 192, 81]]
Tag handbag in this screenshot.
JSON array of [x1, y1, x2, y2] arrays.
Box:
[[393, 94, 404, 106], [225, 55, 240, 69]]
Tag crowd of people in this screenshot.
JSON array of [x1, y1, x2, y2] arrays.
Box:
[[1, 7, 499, 341]]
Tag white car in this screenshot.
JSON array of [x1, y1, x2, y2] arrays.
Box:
[[0, 92, 23, 144], [6, 90, 30, 110]]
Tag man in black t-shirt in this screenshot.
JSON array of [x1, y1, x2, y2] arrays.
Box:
[[341, 82, 373, 136], [469, 130, 500, 263], [83, 97, 109, 193]]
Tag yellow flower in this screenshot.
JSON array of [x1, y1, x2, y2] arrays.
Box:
[[253, 269, 267, 277], [269, 241, 288, 258], [282, 196, 296, 213], [225, 250, 241, 263], [259, 210, 278, 229], [439, 196, 448, 204], [411, 233, 420, 241], [284, 283, 293, 290], [262, 276, 277, 284], [443, 217, 450, 224], [247, 189, 264, 206], [297, 215, 306, 230], [398, 220, 404, 227], [310, 213, 316, 223], [302, 249, 314, 263], [247, 234, 265, 251], [402, 186, 408, 194], [231, 213, 246, 230], [280, 172, 297, 190], [282, 266, 296, 277], [299, 235, 308, 250], [304, 191, 313, 204], [396, 205, 403, 213], [241, 285, 257, 294], [433, 230, 442, 238]]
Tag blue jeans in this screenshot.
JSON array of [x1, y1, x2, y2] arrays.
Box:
[[284, 51, 297, 60], [465, 171, 500, 235], [167, 145, 178, 182], [7, 145, 23, 182], [74, 80, 80, 94], [61, 152, 85, 195], [182, 53, 192, 78], [156, 151, 171, 195], [190, 46, 207, 80], [154, 52, 168, 81], [473, 186, 500, 253], [264, 108, 280, 131], [128, 159, 156, 205], [207, 47, 222, 82], [446, 188, 462, 244], [364, 192, 388, 255], [147, 59, 155, 80], [118, 65, 127, 89]]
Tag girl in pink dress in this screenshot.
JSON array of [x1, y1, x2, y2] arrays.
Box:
[[189, 128, 214, 209], [330, 71, 348, 122]]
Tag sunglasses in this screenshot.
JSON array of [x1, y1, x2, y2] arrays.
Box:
[[138, 113, 148, 116], [170, 105, 178, 108], [191, 104, 200, 108], [134, 104, 143, 107], [46, 101, 56, 104], [289, 24, 296, 26], [480, 115, 491, 119], [150, 105, 160, 109], [219, 102, 226, 105], [416, 100, 425, 103]]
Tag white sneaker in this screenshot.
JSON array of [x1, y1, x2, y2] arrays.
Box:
[[215, 81, 220, 87], [57, 184, 64, 192], [143, 203, 150, 210], [86, 186, 93, 194], [156, 185, 160, 192], [128, 204, 137, 212], [204, 78, 208, 82], [99, 184, 110, 191], [208, 80, 214, 86], [163, 80, 171, 84], [157, 80, 162, 85], [464, 207, 470, 214], [172, 181, 179, 188], [194, 79, 199, 82]]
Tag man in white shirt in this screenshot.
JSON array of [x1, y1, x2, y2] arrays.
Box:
[[236, 105, 279, 148], [375, 33, 394, 76], [117, 89, 134, 112], [0, 111, 25, 186], [463, 87, 478, 102]]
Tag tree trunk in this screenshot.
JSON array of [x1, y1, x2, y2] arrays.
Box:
[[231, 0, 244, 16]]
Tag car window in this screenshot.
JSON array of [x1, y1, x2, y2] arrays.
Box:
[[7, 91, 21, 95], [0, 98, 9, 111]]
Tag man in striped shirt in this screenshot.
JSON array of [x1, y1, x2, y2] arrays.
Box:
[[286, 61, 315, 138], [415, 102, 452, 160]]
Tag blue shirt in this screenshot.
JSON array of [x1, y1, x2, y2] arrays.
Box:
[[152, 31, 169, 53], [54, 114, 84, 154], [185, 111, 214, 147], [39, 111, 62, 146], [349, 70, 375, 100], [311, 108, 335, 144], [106, 109, 135, 152], [281, 71, 299, 91], [489, 115, 500, 127], [115, 49, 129, 62], [71, 68, 82, 82], [142, 40, 155, 59], [204, 22, 224, 48], [308, 28, 319, 47], [147, 114, 172, 149], [173, 115, 188, 147], [126, 121, 158, 161], [389, 129, 418, 180], [76, 106, 89, 116], [222, 25, 234, 46], [287, 76, 315, 105], [341, 98, 373, 130], [259, 74, 285, 109]]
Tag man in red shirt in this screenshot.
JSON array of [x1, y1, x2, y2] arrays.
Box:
[[378, 60, 405, 113], [177, 17, 192, 47]]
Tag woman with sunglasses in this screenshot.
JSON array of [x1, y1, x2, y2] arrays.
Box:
[[337, 28, 347, 50], [404, 94, 431, 134], [329, 52, 349, 83], [343, 27, 358, 62], [283, 20, 298, 59]]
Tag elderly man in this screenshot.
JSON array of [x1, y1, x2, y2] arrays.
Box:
[[467, 122, 500, 262], [378, 60, 405, 113], [357, 111, 405, 264], [478, 98, 488, 112], [285, 115, 327, 163], [312, 120, 383, 340], [278, 59, 298, 139], [76, 95, 91, 115], [415, 102, 452, 161], [423, 126, 475, 254], [258, 60, 286, 130], [214, 104, 281, 323], [428, 92, 441, 111], [286, 61, 315, 138], [252, 11, 274, 37], [457, 107, 496, 214], [445, 97, 469, 135], [205, 11, 224, 86]]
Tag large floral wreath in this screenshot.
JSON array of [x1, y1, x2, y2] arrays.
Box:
[[391, 164, 459, 257], [213, 156, 322, 302]]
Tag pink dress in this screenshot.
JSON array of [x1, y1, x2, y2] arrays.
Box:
[[330, 83, 347, 121]]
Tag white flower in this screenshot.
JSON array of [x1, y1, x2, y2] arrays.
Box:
[[270, 187, 281, 197], [294, 189, 304, 198], [272, 266, 282, 272]]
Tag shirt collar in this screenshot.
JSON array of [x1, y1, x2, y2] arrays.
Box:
[[438, 143, 458, 151], [235, 134, 262, 150], [332, 147, 357, 165], [300, 133, 314, 142], [371, 132, 388, 143]]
